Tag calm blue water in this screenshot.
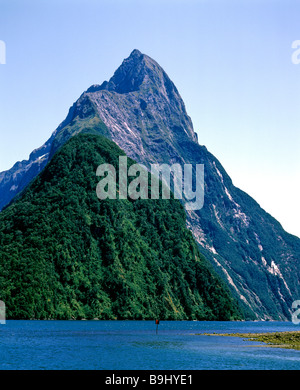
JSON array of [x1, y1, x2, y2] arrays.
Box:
[[0, 320, 300, 370]]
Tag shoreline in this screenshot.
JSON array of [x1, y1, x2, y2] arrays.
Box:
[[197, 331, 300, 350]]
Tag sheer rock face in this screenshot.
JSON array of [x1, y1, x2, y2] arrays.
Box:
[[81, 49, 198, 166], [1, 49, 299, 320]]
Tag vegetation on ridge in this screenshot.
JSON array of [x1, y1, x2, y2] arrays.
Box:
[[0, 134, 242, 320], [198, 331, 300, 350]]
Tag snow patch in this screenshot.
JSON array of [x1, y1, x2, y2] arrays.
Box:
[[261, 258, 292, 296], [213, 161, 224, 184], [123, 121, 137, 138], [224, 186, 249, 227], [212, 204, 224, 229], [213, 257, 250, 307], [269, 260, 280, 276], [208, 245, 217, 255], [10, 184, 18, 191], [224, 186, 233, 202], [38, 153, 48, 161], [233, 208, 249, 226]]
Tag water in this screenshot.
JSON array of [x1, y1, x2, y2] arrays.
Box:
[[0, 320, 300, 370]]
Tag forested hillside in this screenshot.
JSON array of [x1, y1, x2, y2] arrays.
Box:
[[0, 134, 241, 320]]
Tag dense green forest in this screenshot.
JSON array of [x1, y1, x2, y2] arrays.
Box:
[[0, 134, 242, 320]]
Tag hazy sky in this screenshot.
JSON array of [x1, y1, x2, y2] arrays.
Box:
[[0, 0, 299, 237]]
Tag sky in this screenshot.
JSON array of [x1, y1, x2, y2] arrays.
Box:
[[0, 0, 299, 237]]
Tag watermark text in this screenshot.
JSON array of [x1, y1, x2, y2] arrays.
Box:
[[96, 157, 204, 211], [0, 301, 5, 324], [291, 40, 300, 64], [292, 300, 300, 324], [0, 40, 6, 64]]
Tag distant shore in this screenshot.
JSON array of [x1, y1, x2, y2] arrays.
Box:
[[197, 331, 300, 350]]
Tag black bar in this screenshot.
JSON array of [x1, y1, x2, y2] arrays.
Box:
[[0, 370, 298, 387]]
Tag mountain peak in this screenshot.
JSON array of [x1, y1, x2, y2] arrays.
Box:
[[103, 49, 157, 94], [128, 48, 143, 59], [83, 49, 198, 145], [88, 49, 178, 98]]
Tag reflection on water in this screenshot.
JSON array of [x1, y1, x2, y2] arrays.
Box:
[[132, 340, 184, 349]]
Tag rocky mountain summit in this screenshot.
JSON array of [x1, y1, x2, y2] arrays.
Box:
[[1, 49, 299, 320]]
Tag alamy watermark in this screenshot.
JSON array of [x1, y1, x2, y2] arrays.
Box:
[[0, 301, 5, 324], [0, 40, 6, 64], [291, 40, 300, 64], [292, 300, 300, 325], [96, 157, 204, 211]]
